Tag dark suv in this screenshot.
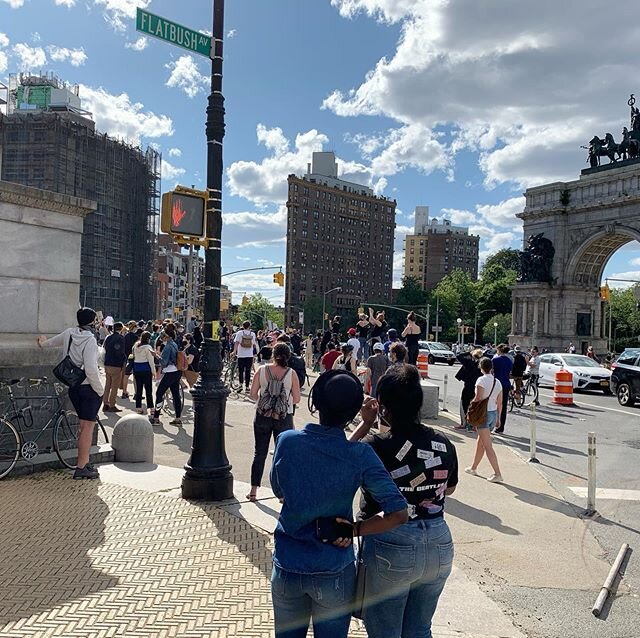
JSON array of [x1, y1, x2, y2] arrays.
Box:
[[610, 348, 640, 406]]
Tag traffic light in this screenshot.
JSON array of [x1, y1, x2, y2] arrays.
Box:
[[241, 295, 249, 306], [273, 271, 284, 287], [600, 285, 610, 302], [161, 185, 207, 238]]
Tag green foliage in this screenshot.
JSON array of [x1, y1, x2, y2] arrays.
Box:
[[482, 314, 512, 345], [482, 249, 520, 275], [609, 288, 640, 351], [385, 276, 430, 329], [476, 263, 517, 317], [433, 270, 478, 341], [232, 294, 283, 331], [302, 296, 326, 333]]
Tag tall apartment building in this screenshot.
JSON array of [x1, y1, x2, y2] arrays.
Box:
[[404, 206, 479, 290], [0, 73, 160, 319], [284, 152, 396, 327]]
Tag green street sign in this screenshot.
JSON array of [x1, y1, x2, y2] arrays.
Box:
[[136, 8, 212, 58]]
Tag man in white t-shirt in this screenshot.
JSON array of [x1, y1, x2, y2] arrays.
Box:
[[347, 328, 361, 362], [233, 320, 258, 391]]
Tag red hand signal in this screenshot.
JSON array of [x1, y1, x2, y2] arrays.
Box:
[[172, 199, 187, 228]]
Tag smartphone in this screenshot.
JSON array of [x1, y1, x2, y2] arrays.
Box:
[[316, 517, 353, 542]]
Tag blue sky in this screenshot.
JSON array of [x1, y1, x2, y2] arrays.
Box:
[[2, 0, 640, 305]]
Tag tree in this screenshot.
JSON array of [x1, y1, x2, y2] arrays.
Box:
[[482, 248, 520, 275], [232, 294, 283, 331], [433, 270, 478, 342], [476, 263, 517, 318], [302, 296, 326, 334], [482, 313, 512, 345], [609, 288, 640, 351], [384, 276, 430, 330]]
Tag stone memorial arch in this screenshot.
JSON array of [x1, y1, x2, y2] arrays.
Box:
[[510, 96, 640, 354]]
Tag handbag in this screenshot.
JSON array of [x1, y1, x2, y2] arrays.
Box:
[[52, 336, 87, 388], [352, 536, 367, 620], [466, 378, 496, 428]]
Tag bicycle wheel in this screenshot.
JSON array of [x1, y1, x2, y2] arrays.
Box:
[[53, 411, 80, 469], [226, 362, 242, 392], [522, 380, 539, 407], [162, 385, 185, 416], [0, 417, 20, 479], [508, 392, 516, 413], [513, 389, 525, 408]]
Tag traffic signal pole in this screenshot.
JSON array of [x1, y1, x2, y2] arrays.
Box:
[[182, 0, 234, 501]]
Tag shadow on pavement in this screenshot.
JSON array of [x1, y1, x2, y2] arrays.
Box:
[[500, 433, 586, 457], [0, 474, 118, 627], [197, 504, 273, 581], [446, 498, 521, 535], [500, 483, 582, 518]]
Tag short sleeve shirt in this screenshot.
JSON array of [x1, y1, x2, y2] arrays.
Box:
[[360, 425, 458, 521], [234, 330, 257, 358], [475, 374, 501, 411]]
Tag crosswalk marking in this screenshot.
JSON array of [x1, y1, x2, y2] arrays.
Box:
[[568, 487, 640, 501]]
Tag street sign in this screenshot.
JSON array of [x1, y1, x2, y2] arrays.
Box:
[[298, 311, 304, 324], [431, 326, 443, 332], [136, 8, 212, 58]]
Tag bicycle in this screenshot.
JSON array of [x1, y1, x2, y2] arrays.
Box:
[[509, 374, 539, 411], [0, 377, 109, 479], [162, 383, 186, 417], [223, 357, 243, 393]]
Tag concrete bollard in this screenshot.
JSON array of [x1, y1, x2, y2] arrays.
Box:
[[419, 380, 439, 420], [529, 402, 539, 463], [112, 414, 154, 463], [585, 432, 597, 516]]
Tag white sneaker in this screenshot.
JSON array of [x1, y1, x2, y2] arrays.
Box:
[[487, 474, 503, 483], [464, 467, 478, 476]]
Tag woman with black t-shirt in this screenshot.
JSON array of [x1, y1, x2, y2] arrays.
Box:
[[356, 313, 371, 359], [402, 311, 422, 365], [368, 308, 387, 347], [349, 364, 457, 638]]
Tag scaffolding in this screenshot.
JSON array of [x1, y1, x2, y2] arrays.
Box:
[[0, 105, 160, 320]]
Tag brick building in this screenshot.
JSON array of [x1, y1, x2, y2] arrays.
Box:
[[284, 152, 396, 328], [404, 206, 479, 290]]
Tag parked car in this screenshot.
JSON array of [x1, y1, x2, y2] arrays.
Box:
[[418, 341, 457, 365], [610, 348, 640, 406], [537, 353, 612, 394]]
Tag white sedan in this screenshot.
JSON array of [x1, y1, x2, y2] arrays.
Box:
[[538, 353, 612, 394]]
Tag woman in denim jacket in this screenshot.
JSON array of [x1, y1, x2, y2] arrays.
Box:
[[270, 370, 408, 638], [349, 364, 458, 638]]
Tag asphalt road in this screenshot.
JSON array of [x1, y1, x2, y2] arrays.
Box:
[[426, 362, 640, 594]]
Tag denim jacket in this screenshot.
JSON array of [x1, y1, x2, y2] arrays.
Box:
[[160, 339, 178, 369], [270, 423, 407, 574]]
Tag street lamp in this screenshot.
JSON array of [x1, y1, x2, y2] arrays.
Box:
[[181, 0, 233, 501], [322, 286, 342, 332], [493, 321, 498, 345], [474, 308, 496, 345], [456, 318, 462, 347]]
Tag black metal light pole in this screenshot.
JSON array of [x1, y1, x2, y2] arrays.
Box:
[[182, 0, 234, 501]]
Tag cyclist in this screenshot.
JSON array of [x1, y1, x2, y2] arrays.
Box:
[[511, 345, 528, 399], [37, 307, 104, 480], [151, 324, 183, 426], [527, 346, 541, 406]]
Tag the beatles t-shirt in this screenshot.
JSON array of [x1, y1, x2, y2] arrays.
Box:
[[359, 425, 458, 521]]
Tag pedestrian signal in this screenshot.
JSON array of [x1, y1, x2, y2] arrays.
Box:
[[273, 271, 284, 287], [161, 186, 207, 238]]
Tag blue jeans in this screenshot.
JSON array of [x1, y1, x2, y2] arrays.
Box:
[[362, 518, 454, 638], [358, 337, 369, 360], [271, 563, 356, 638]]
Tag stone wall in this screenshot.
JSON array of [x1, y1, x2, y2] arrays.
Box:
[[0, 180, 96, 379]]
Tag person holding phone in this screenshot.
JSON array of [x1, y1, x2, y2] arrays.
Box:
[[269, 370, 408, 638]]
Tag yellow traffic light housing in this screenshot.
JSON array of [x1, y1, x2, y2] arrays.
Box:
[[241, 295, 249, 306], [600, 285, 610, 302], [161, 185, 207, 239], [273, 271, 284, 287]]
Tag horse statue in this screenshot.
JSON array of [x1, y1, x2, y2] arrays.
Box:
[[617, 127, 640, 160], [585, 134, 618, 168]]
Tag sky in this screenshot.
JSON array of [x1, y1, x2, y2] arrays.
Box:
[[2, 0, 640, 306]]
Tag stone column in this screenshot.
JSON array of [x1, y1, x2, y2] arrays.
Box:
[[522, 300, 528, 335], [0, 181, 97, 378], [543, 299, 550, 335]]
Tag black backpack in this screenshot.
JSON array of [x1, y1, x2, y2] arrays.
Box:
[[289, 354, 306, 387]]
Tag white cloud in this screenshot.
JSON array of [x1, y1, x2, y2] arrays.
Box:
[[227, 29, 237, 39], [222, 205, 288, 249], [227, 126, 329, 205], [440, 208, 477, 226], [13, 43, 47, 69], [236, 256, 251, 262], [161, 159, 186, 181], [0, 51, 7, 74], [165, 55, 209, 98], [47, 45, 87, 66], [630, 257, 640, 267], [479, 231, 517, 263], [94, 0, 150, 31], [55, 0, 77, 6], [326, 0, 640, 189], [125, 36, 148, 51], [1, 0, 25, 8], [606, 272, 640, 289], [0, 33, 9, 48], [79, 84, 174, 143], [475, 197, 525, 231], [31, 32, 41, 42], [168, 147, 182, 158]]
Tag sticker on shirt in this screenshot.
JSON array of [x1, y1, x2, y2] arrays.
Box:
[[410, 472, 426, 489], [433, 469, 449, 479], [417, 449, 435, 460], [424, 456, 442, 470], [390, 465, 411, 479], [395, 441, 412, 462], [431, 441, 447, 453]]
